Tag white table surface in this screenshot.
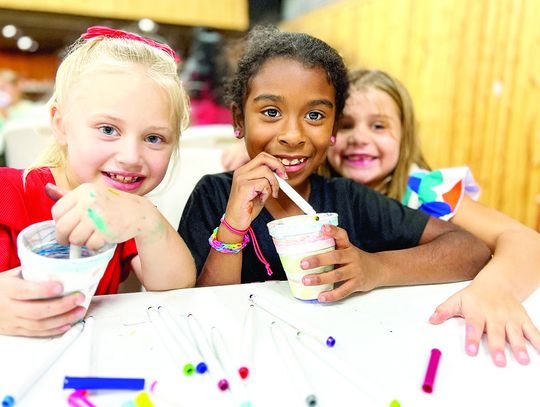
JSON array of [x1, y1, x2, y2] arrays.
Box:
[[1, 280, 539, 407]]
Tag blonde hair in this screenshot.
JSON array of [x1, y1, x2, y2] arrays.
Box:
[[26, 33, 190, 177], [344, 69, 430, 200]]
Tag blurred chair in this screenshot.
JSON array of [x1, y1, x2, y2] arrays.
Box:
[[148, 147, 226, 229], [1, 116, 52, 169]]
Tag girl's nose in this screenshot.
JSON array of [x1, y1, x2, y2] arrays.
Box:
[[347, 125, 370, 146], [277, 119, 306, 147], [116, 138, 143, 167]]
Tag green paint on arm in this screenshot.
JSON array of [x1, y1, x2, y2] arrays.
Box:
[[87, 207, 108, 234]]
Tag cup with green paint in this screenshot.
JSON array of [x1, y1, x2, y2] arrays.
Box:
[[267, 213, 339, 301], [17, 220, 116, 310]]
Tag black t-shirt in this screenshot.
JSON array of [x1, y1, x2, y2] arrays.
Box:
[[178, 172, 430, 283]]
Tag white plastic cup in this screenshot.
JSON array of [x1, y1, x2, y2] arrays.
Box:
[[267, 213, 339, 301], [17, 220, 116, 310]]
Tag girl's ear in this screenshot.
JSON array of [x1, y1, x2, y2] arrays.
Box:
[[231, 102, 245, 138], [50, 104, 68, 146]]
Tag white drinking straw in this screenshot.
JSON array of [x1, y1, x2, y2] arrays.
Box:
[[270, 322, 317, 406], [273, 173, 317, 216], [296, 332, 387, 405], [1, 321, 85, 407], [186, 314, 229, 392], [69, 245, 81, 259], [238, 305, 254, 380], [210, 327, 251, 407], [156, 306, 208, 374], [249, 294, 336, 347], [147, 307, 196, 377]]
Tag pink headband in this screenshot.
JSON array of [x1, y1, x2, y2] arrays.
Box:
[[81, 26, 180, 63]]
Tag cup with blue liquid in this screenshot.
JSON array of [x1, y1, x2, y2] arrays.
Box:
[[17, 220, 116, 310]]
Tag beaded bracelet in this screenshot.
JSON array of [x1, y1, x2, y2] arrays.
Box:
[[208, 226, 250, 253]]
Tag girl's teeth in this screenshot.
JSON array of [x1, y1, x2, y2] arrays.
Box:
[[110, 174, 138, 183], [280, 158, 305, 165]]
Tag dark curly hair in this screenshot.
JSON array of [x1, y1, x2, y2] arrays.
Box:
[[225, 25, 349, 120]]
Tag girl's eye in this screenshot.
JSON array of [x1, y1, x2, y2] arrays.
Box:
[[145, 134, 164, 144], [372, 122, 386, 131], [99, 125, 118, 137], [306, 111, 323, 121], [262, 108, 280, 118]]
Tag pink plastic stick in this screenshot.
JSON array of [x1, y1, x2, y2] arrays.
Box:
[[422, 348, 442, 393]]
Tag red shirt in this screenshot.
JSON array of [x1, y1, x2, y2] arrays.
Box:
[[0, 167, 137, 295]]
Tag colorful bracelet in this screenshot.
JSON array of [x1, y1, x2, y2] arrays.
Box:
[[208, 226, 250, 253]]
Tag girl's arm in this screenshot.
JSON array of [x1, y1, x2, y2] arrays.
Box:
[[197, 153, 285, 287], [129, 203, 196, 290], [430, 196, 540, 366]]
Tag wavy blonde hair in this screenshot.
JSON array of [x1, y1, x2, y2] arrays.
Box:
[[25, 33, 190, 179], [322, 69, 430, 200]]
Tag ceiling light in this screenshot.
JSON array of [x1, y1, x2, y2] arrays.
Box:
[[2, 24, 17, 38], [138, 18, 157, 33], [17, 36, 33, 51]]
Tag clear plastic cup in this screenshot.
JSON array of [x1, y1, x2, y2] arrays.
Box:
[[17, 220, 116, 310], [267, 213, 338, 301]]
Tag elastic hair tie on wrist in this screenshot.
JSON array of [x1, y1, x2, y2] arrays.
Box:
[[220, 216, 249, 236]]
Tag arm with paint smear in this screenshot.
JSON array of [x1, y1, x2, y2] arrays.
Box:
[[197, 153, 286, 286], [48, 183, 196, 290]]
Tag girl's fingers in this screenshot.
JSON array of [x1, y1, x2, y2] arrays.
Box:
[[321, 225, 352, 250], [486, 319, 507, 367], [66, 217, 96, 247], [16, 293, 85, 321], [506, 322, 529, 365], [464, 317, 485, 357], [44, 182, 67, 202], [16, 305, 87, 336], [523, 320, 540, 354], [302, 265, 350, 286], [317, 281, 356, 303], [9, 277, 64, 301], [53, 204, 84, 245], [10, 323, 73, 338], [429, 293, 463, 324], [50, 191, 78, 220]]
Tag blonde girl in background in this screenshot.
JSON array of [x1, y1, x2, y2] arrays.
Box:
[[0, 26, 196, 337], [326, 69, 540, 367]]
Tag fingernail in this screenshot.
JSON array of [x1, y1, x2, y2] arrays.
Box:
[[319, 295, 328, 303], [52, 284, 63, 296], [466, 343, 478, 356], [303, 277, 313, 285], [300, 260, 309, 269], [429, 312, 438, 321], [74, 294, 85, 306], [494, 351, 506, 367], [75, 307, 87, 319], [518, 351, 530, 364]]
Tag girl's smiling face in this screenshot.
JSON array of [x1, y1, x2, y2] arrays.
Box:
[[236, 57, 336, 191], [327, 88, 402, 188], [51, 65, 175, 195]]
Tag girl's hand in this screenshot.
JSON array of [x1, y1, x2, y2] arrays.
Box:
[[48, 183, 156, 250], [0, 267, 86, 337], [224, 152, 287, 230], [300, 224, 383, 301], [429, 281, 540, 367]]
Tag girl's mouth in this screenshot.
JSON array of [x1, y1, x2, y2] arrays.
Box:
[[277, 157, 307, 173], [344, 154, 377, 167], [102, 172, 145, 191]]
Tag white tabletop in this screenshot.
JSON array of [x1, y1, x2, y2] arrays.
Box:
[[1, 280, 539, 407]]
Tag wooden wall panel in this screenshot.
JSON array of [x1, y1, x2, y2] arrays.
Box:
[[281, 0, 540, 228], [0, 0, 248, 30]]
